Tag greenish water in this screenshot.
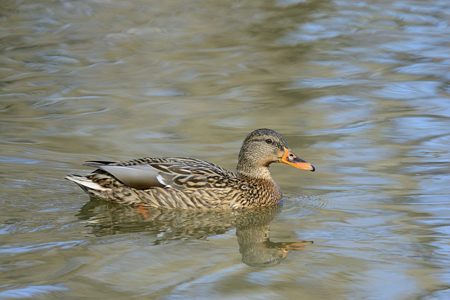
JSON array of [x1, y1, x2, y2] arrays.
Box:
[[1, 0, 450, 299]]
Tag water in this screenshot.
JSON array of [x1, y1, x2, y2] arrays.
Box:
[[1, 0, 449, 299]]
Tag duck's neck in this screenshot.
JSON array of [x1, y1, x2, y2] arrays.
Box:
[[236, 158, 273, 180]]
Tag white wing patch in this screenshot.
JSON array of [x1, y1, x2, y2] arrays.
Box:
[[157, 174, 171, 188]]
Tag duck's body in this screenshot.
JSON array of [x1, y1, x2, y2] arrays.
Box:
[[67, 157, 281, 209], [67, 129, 315, 209]]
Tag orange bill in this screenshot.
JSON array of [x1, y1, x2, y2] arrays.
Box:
[[280, 148, 315, 171]]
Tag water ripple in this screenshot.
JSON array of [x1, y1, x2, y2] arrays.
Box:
[[0, 285, 68, 299], [0, 240, 84, 255]]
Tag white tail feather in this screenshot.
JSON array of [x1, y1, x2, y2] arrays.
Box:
[[65, 175, 107, 191]]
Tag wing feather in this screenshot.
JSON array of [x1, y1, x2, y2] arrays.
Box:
[[98, 165, 165, 190], [84, 157, 236, 191]]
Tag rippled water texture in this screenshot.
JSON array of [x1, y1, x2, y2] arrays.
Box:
[[1, 0, 450, 299]]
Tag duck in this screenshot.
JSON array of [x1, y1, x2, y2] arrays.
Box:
[[66, 128, 315, 209]]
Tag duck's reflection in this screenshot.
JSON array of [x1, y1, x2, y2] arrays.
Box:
[[78, 200, 312, 267]]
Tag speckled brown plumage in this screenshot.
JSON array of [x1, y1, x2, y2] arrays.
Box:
[[66, 128, 315, 209]]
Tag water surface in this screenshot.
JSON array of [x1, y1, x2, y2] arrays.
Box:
[[1, 0, 450, 299]]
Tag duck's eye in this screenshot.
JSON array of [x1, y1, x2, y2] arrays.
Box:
[[265, 139, 273, 144]]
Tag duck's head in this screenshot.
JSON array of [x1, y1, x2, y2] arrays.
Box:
[[237, 128, 315, 179]]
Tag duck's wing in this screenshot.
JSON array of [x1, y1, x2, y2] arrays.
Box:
[[84, 157, 235, 190]]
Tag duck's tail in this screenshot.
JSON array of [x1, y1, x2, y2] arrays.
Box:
[[65, 174, 107, 193]]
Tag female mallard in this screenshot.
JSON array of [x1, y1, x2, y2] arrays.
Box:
[[66, 128, 315, 209]]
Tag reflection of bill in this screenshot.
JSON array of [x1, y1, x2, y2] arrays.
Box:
[[237, 224, 313, 267], [78, 201, 313, 266]]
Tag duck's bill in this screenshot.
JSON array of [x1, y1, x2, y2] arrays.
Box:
[[280, 148, 316, 172]]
